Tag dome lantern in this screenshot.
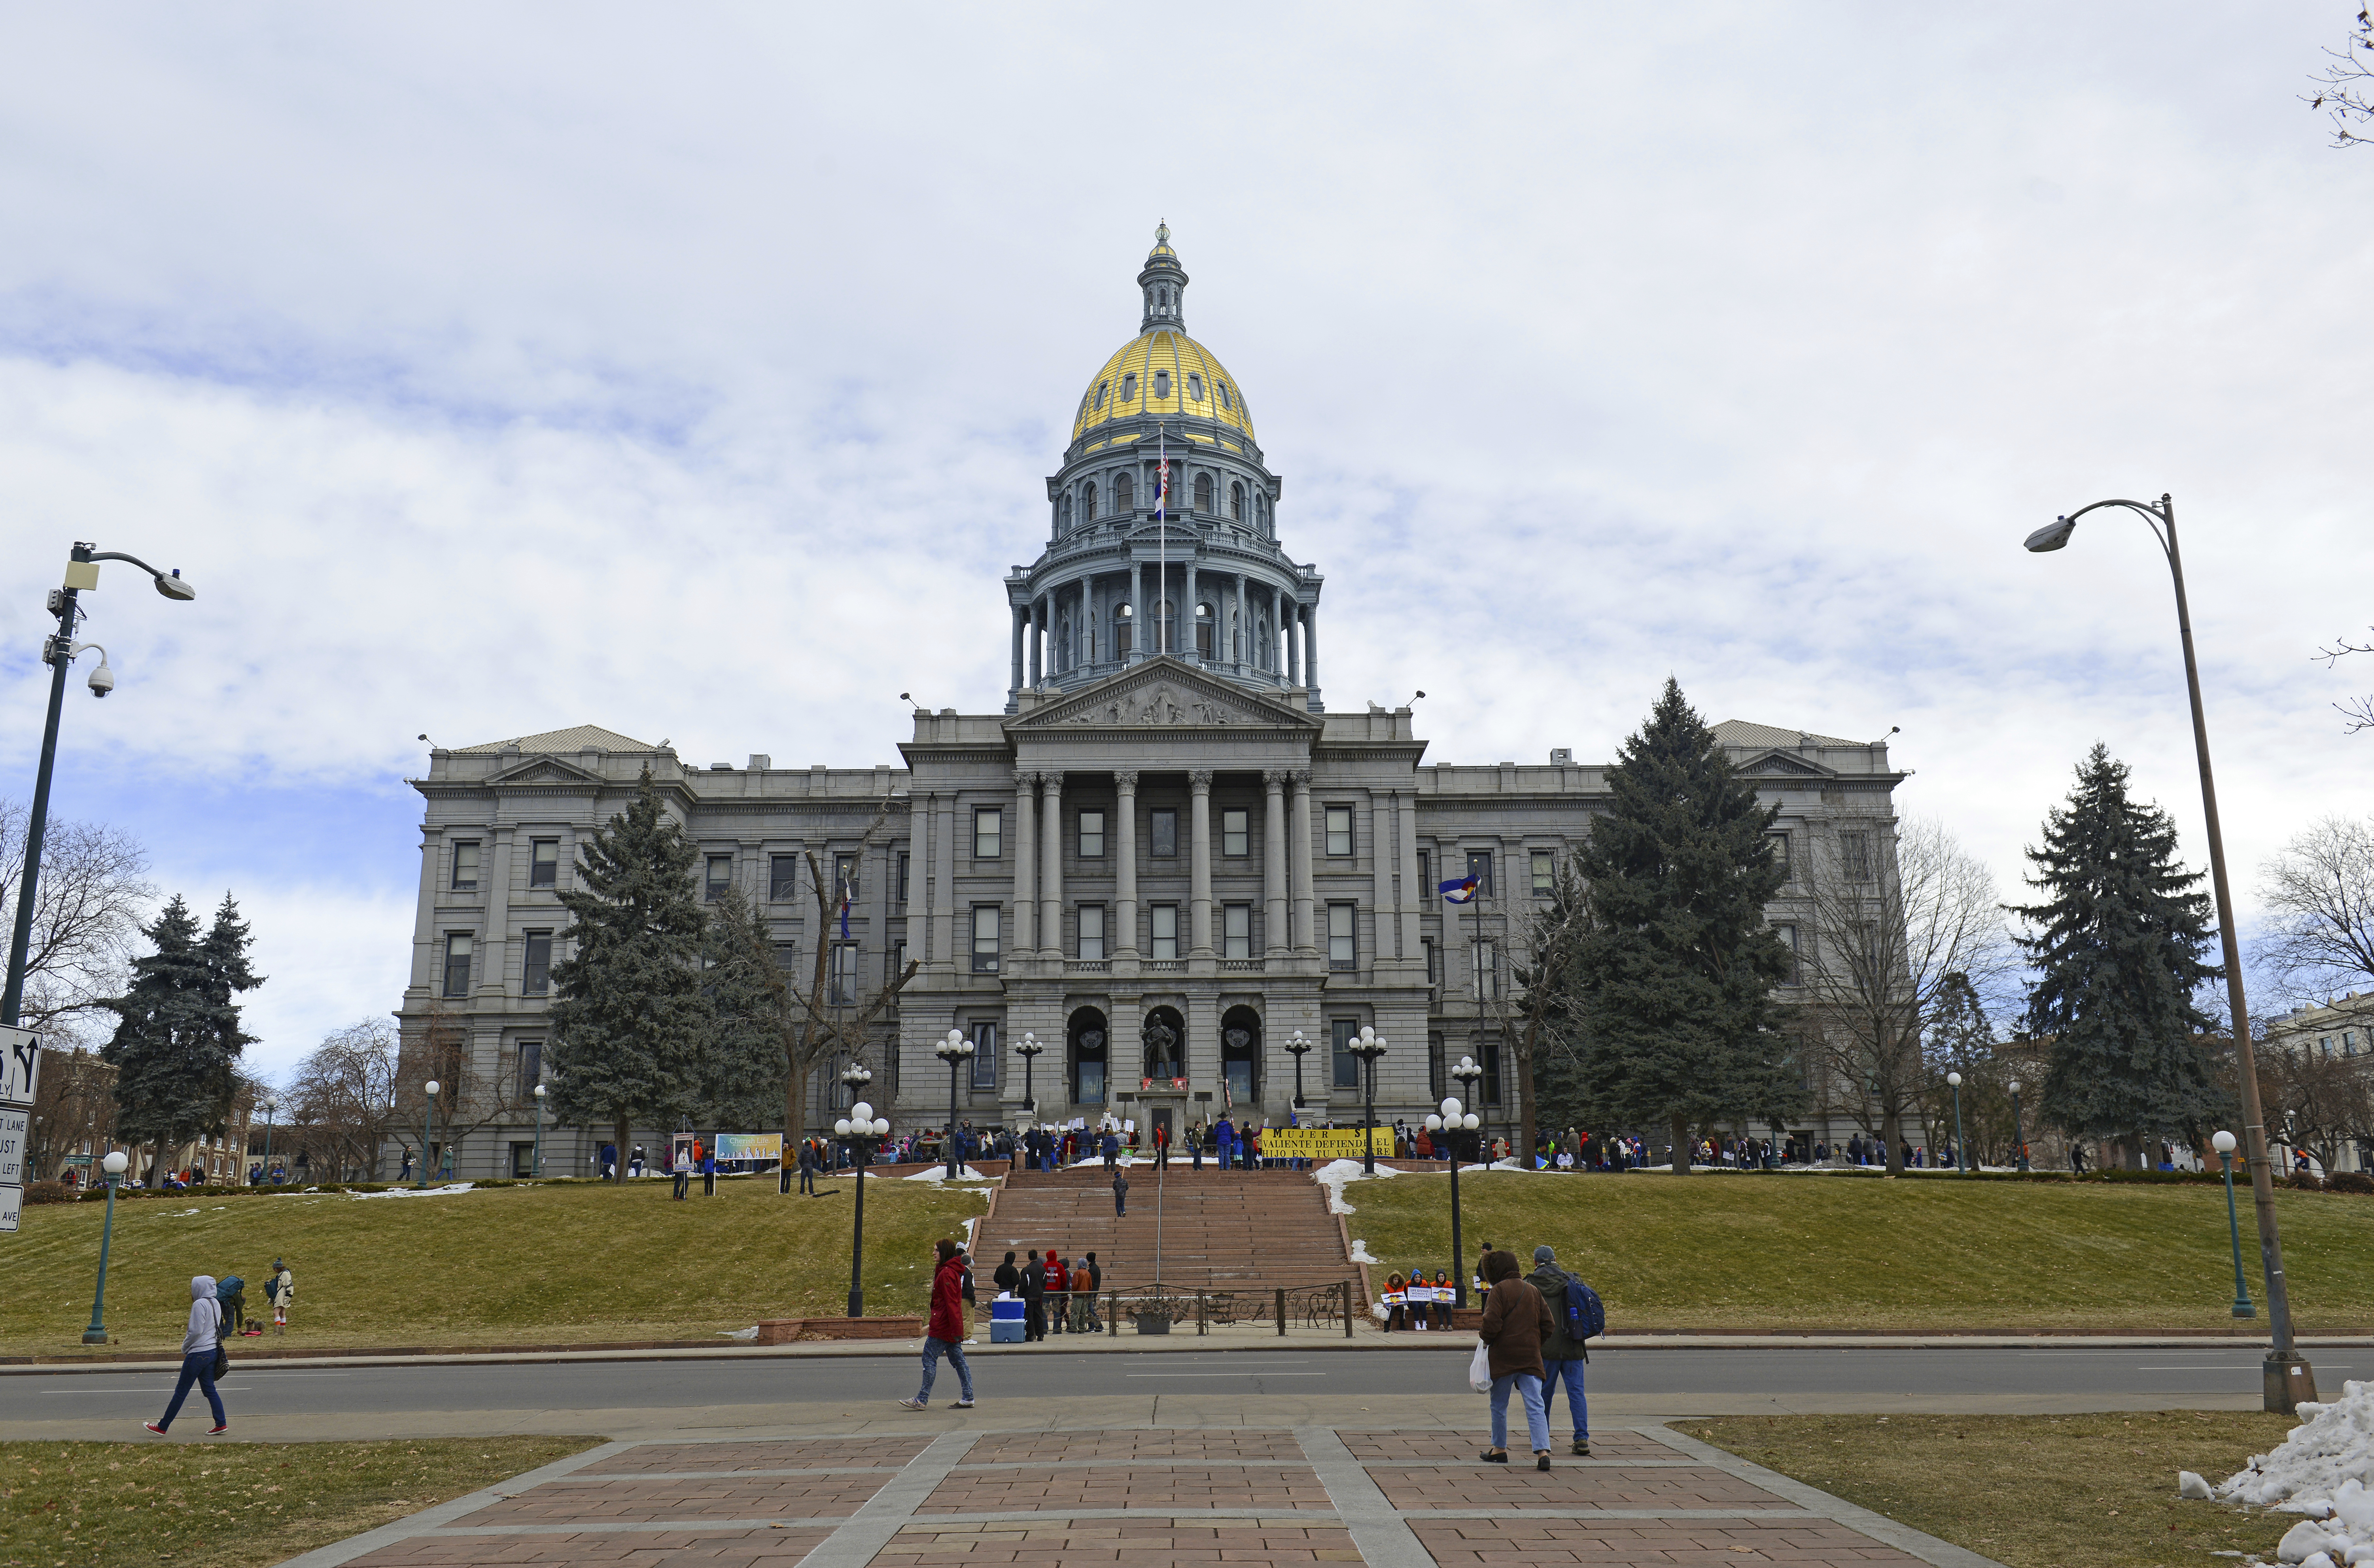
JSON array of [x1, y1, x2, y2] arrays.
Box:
[[1139, 220, 1188, 334]]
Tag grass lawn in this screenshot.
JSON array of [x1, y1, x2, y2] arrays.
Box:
[[1340, 1167, 2374, 1332], [0, 1175, 990, 1359], [1678, 1411, 2300, 1568], [0, 1436, 597, 1568]]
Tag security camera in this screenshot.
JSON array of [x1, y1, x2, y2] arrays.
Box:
[[87, 659, 114, 698]]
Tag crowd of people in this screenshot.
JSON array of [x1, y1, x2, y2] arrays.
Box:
[[138, 1258, 296, 1438]]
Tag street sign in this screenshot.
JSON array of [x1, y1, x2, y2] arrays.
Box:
[[0, 1107, 26, 1185], [0, 1024, 40, 1107], [0, 1183, 18, 1233]]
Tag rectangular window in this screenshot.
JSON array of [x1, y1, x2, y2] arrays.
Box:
[[1223, 903, 1251, 960], [1151, 903, 1179, 961], [522, 931, 552, 996], [451, 841, 480, 891], [971, 905, 1001, 972], [1428, 1032, 1447, 1101], [1473, 937, 1499, 999], [706, 854, 733, 901], [896, 851, 910, 903], [1079, 810, 1105, 858], [1326, 805, 1353, 856], [1328, 902, 1356, 970], [1482, 1040, 1502, 1107], [1774, 924, 1800, 986], [442, 933, 473, 997], [975, 808, 1002, 860], [1466, 849, 1494, 895], [510, 1141, 535, 1177], [529, 839, 559, 888], [1222, 808, 1249, 858], [1419, 850, 1431, 900], [1423, 937, 1439, 986], [970, 1022, 998, 1090], [829, 943, 858, 1005], [1531, 851, 1554, 896], [890, 939, 907, 986], [1079, 904, 1106, 962], [833, 852, 858, 903], [1151, 808, 1178, 858], [770, 855, 801, 902], [1767, 831, 1791, 881], [516, 1040, 542, 1102], [774, 941, 798, 971], [1839, 831, 1873, 882], [1332, 1017, 1360, 1089]]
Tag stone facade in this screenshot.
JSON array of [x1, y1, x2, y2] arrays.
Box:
[[395, 231, 1907, 1179]]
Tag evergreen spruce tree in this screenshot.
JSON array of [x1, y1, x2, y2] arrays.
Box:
[[2014, 743, 2231, 1163], [700, 891, 791, 1132], [547, 769, 712, 1179], [1573, 678, 1801, 1173], [102, 893, 262, 1183]]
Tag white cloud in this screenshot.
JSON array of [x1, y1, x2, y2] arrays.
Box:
[[1, 2, 2368, 1062]]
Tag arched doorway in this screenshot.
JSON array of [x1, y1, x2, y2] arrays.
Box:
[[1141, 1006, 1186, 1086], [1068, 1007, 1109, 1108], [1220, 1005, 1262, 1111]]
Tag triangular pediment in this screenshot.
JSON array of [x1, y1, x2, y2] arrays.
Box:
[[1742, 750, 1828, 776], [491, 756, 607, 786], [1011, 657, 1319, 730]]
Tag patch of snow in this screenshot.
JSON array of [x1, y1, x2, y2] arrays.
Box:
[[2179, 1471, 2213, 1500], [1348, 1239, 1382, 1266], [719, 1326, 760, 1341], [903, 1165, 989, 1182], [171, 1208, 202, 1216], [2213, 1379, 2374, 1565], [345, 1182, 477, 1200], [1311, 1158, 1398, 1215]]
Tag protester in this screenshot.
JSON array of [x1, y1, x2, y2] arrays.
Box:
[[267, 1258, 294, 1334], [1076, 1252, 1102, 1332], [1525, 1245, 1591, 1455], [673, 1143, 692, 1200], [1046, 1251, 1070, 1335], [899, 1239, 977, 1410], [629, 1144, 647, 1179], [1383, 1271, 1409, 1332], [144, 1275, 228, 1436], [1112, 1165, 1129, 1216], [993, 1249, 1020, 1298], [1477, 1250, 1553, 1470], [799, 1139, 819, 1195], [1430, 1269, 1454, 1330], [1021, 1250, 1048, 1341], [216, 1273, 251, 1339]]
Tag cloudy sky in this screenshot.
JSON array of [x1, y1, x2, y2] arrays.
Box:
[[2, 3, 2367, 1081]]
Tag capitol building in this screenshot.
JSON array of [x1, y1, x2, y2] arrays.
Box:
[[398, 229, 1907, 1178]]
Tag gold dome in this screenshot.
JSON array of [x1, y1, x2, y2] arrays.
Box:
[[1070, 329, 1255, 446]]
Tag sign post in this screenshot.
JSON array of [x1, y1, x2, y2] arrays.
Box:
[[0, 1024, 38, 1233]]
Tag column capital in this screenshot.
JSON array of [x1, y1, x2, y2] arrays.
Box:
[[1113, 769, 1140, 791], [1290, 769, 1313, 788], [1014, 769, 1039, 790], [1263, 769, 1289, 788], [1189, 769, 1214, 792], [1040, 772, 1064, 797]]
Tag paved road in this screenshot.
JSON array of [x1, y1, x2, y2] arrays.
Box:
[[9, 1344, 2346, 1419]]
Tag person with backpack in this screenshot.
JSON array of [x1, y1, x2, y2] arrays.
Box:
[[215, 1273, 251, 1338], [144, 1275, 229, 1436], [1476, 1250, 1554, 1470], [266, 1258, 294, 1334], [1525, 1244, 1599, 1456]]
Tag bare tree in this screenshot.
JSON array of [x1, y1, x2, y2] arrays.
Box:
[[1495, 860, 1594, 1169], [392, 1003, 524, 1178], [25, 1045, 119, 1181], [0, 801, 155, 1047], [2257, 814, 2374, 1001], [284, 1018, 402, 1181], [2264, 1041, 2374, 1176], [2305, 7, 2374, 148], [1797, 816, 2018, 1175]]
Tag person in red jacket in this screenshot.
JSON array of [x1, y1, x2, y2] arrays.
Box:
[[900, 1239, 976, 1410], [1044, 1250, 1069, 1335]]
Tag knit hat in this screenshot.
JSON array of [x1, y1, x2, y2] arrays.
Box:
[[1533, 1245, 1556, 1264]]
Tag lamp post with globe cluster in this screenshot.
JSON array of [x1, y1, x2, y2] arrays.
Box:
[[837, 1062, 891, 1317], [1286, 1029, 1312, 1110], [1426, 1056, 1486, 1308], [936, 1029, 976, 1178], [1349, 1026, 1388, 1173]]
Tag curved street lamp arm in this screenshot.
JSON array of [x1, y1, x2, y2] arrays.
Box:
[[2058, 496, 2175, 561]]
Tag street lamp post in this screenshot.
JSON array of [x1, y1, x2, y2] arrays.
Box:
[[2009, 1079, 2029, 1172], [419, 1079, 439, 1190], [936, 1028, 976, 1178], [2026, 495, 2311, 1410], [532, 1082, 547, 1178], [80, 1149, 130, 1343], [4, 544, 195, 1032], [1015, 1031, 1044, 1118], [1428, 1057, 1485, 1309], [1349, 1027, 1388, 1173], [1946, 1073, 1967, 1175], [836, 1062, 889, 1317], [1285, 1030, 1312, 1110], [2213, 1130, 2257, 1319]]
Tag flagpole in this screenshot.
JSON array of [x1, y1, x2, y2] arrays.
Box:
[[1158, 421, 1168, 655]]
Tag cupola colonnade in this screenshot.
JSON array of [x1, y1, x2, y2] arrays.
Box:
[[1010, 560, 1318, 699]]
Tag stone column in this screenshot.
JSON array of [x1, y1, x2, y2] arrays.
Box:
[[1290, 769, 1316, 956], [1027, 601, 1041, 686], [1262, 770, 1288, 959], [1135, 561, 1150, 658], [1039, 773, 1065, 960], [931, 790, 956, 973], [1305, 599, 1320, 692], [1010, 606, 1025, 692], [1188, 769, 1214, 959], [1397, 788, 1423, 966], [1184, 559, 1199, 660], [479, 826, 514, 1001], [1012, 770, 1037, 958], [1235, 575, 1248, 669], [1115, 770, 1140, 959], [1271, 585, 1285, 676], [1287, 602, 1302, 686], [410, 828, 443, 996]]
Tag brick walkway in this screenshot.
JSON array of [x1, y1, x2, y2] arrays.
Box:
[[285, 1425, 1999, 1568]]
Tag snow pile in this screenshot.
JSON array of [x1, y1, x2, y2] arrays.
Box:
[[2213, 1379, 2374, 1564], [346, 1182, 476, 1200], [1312, 1157, 1398, 1215], [718, 1325, 760, 1341], [1347, 1239, 1383, 1265], [902, 1165, 989, 1182]]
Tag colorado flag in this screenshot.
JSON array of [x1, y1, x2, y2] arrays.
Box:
[[1439, 875, 1481, 905]]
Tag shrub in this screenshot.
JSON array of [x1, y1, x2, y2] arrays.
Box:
[[21, 1181, 73, 1204], [2325, 1171, 2374, 1196]]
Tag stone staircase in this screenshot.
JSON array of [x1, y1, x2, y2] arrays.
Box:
[[983, 1163, 1353, 1296]]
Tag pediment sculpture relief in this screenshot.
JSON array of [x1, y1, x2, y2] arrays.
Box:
[[1065, 682, 1240, 726]]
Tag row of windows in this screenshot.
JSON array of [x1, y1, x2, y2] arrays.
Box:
[[1063, 466, 1267, 529], [447, 838, 564, 892], [1091, 366, 1238, 415]]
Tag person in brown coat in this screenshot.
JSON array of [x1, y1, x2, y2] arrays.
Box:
[[1476, 1249, 1554, 1470]]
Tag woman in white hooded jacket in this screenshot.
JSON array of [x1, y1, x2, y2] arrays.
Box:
[[144, 1275, 228, 1435]]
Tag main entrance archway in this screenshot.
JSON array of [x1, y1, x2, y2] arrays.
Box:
[[1220, 1004, 1262, 1111], [1068, 1007, 1109, 1109]]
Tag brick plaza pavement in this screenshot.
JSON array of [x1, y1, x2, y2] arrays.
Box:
[[281, 1424, 2001, 1568]]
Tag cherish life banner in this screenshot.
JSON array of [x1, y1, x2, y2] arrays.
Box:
[[1259, 1127, 1390, 1160], [712, 1133, 783, 1163]]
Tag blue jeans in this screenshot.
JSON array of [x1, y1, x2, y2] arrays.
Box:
[[1540, 1358, 1588, 1440], [159, 1350, 226, 1430], [1489, 1372, 1547, 1452], [916, 1336, 973, 1404]]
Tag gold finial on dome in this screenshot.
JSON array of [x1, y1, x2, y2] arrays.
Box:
[[1155, 219, 1169, 247]]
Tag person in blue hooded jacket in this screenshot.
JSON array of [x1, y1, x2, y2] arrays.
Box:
[[144, 1276, 228, 1436], [1214, 1115, 1237, 1171]]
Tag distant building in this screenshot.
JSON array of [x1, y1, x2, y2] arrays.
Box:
[[2264, 991, 2374, 1174], [397, 229, 1909, 1178]]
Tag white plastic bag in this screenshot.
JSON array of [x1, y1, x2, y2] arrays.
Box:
[[1468, 1338, 1493, 1394]]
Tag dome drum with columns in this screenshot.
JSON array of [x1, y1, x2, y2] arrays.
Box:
[[392, 227, 1911, 1181]]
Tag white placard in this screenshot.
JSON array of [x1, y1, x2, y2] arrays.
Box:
[[0, 1107, 26, 1185], [0, 1025, 38, 1107]]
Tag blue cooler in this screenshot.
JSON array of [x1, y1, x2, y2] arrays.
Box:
[[990, 1298, 1026, 1343]]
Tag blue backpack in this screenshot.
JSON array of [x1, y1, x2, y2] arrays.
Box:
[[1561, 1274, 1606, 1342]]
